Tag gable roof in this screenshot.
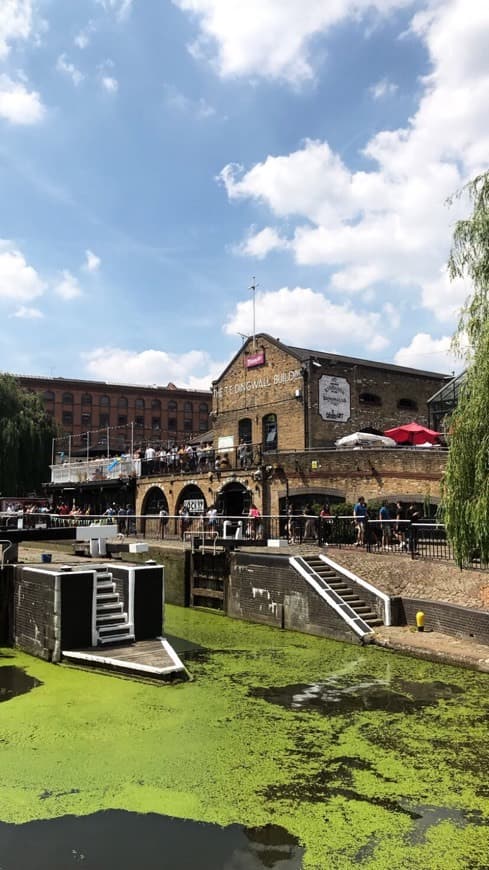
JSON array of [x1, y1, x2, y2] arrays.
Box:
[[212, 333, 450, 384]]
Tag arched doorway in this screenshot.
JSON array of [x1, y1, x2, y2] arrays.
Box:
[[216, 482, 251, 518], [175, 484, 207, 541], [141, 486, 169, 538], [142, 486, 169, 515]]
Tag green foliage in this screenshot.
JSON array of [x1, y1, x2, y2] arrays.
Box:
[[443, 172, 489, 565], [0, 375, 57, 497]]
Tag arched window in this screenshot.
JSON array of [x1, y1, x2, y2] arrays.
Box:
[[43, 390, 55, 402], [151, 399, 161, 411], [62, 392, 73, 404], [100, 395, 110, 408], [262, 414, 277, 451], [359, 392, 382, 406], [81, 393, 92, 406], [135, 398, 145, 410], [398, 398, 418, 412], [184, 401, 193, 414], [239, 418, 252, 443], [117, 396, 128, 410], [199, 402, 209, 414]]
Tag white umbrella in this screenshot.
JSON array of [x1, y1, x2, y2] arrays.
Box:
[[335, 432, 397, 448]]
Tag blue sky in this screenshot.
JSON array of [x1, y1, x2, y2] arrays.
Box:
[[0, 0, 486, 388]]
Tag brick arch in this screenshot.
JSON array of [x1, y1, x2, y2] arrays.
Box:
[[141, 485, 169, 515]]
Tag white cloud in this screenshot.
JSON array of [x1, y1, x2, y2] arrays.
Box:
[[74, 20, 96, 49], [10, 304, 43, 318], [82, 347, 223, 390], [54, 270, 82, 300], [84, 249, 101, 272], [56, 53, 84, 86], [172, 0, 413, 84], [218, 0, 489, 324], [0, 73, 45, 124], [236, 226, 289, 259], [224, 285, 389, 352], [96, 0, 133, 21], [101, 75, 118, 92], [0, 0, 34, 60], [164, 84, 215, 118], [394, 332, 459, 373], [369, 77, 398, 99], [0, 240, 45, 300]]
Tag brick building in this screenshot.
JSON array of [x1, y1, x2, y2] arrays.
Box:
[[17, 374, 211, 455], [211, 334, 449, 454]]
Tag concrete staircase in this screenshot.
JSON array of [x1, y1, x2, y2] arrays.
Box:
[[95, 570, 135, 646], [301, 555, 383, 629]]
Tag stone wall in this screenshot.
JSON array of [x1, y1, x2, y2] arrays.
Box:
[[211, 334, 447, 452]]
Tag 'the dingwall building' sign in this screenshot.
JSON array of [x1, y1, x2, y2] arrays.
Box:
[[319, 375, 351, 422]]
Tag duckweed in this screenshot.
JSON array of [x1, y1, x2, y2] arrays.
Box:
[[1, 604, 489, 868]]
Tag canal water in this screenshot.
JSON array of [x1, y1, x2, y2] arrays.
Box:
[[1, 604, 489, 869]]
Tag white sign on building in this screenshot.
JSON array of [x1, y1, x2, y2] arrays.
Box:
[[319, 375, 351, 422]]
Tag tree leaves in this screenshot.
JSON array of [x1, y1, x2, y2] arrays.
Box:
[[0, 375, 57, 497]]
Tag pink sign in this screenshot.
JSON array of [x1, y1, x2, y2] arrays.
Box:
[[245, 351, 265, 368]]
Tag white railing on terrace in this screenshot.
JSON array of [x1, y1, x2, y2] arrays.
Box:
[[50, 456, 140, 484]]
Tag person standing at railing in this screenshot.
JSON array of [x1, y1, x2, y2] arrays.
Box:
[[354, 496, 368, 547], [247, 504, 261, 540], [394, 502, 407, 550], [159, 507, 169, 540], [379, 501, 392, 550], [406, 503, 420, 555]]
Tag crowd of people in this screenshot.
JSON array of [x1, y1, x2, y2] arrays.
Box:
[[137, 440, 259, 475]]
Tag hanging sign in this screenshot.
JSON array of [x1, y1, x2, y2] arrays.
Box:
[[319, 375, 351, 422]]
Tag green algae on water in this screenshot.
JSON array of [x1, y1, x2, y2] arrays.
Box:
[[1, 605, 489, 868]]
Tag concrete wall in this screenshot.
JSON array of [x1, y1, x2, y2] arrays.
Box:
[[228, 553, 363, 644], [400, 597, 489, 645]]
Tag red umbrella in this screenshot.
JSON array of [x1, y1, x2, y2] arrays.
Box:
[[384, 421, 441, 445]]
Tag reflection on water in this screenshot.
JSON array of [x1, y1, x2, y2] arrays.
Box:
[[0, 812, 304, 870], [249, 675, 463, 716], [0, 666, 42, 702]]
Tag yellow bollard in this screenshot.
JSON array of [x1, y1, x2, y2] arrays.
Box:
[[416, 611, 425, 632]]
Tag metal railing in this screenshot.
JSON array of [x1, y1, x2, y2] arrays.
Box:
[[0, 511, 481, 569]]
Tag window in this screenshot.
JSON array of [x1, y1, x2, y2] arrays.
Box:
[[359, 392, 382, 406], [168, 417, 177, 431], [62, 411, 73, 426], [117, 396, 128, 410], [99, 413, 110, 427], [100, 395, 110, 408], [262, 414, 277, 451], [199, 420, 208, 431], [43, 390, 55, 403], [62, 392, 73, 404], [398, 398, 418, 412], [184, 420, 193, 432], [152, 418, 161, 430], [118, 415, 128, 426], [184, 401, 193, 414], [135, 416, 144, 428], [199, 402, 209, 414], [135, 398, 145, 410], [239, 418, 252, 443], [81, 393, 92, 406], [151, 399, 161, 411], [168, 400, 177, 413], [81, 413, 92, 427]]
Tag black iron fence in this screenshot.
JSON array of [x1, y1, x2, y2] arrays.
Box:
[[0, 511, 482, 569]]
